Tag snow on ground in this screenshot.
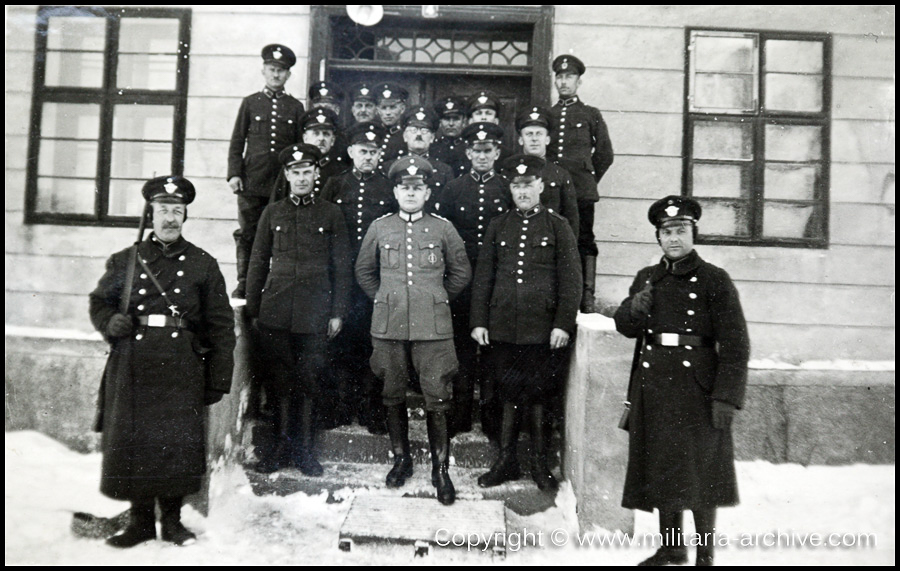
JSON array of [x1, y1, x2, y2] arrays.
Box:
[[5, 431, 895, 566]]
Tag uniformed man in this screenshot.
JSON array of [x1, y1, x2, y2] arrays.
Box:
[[89, 176, 235, 548], [431, 95, 469, 178], [227, 44, 305, 299], [548, 54, 615, 313], [245, 144, 353, 476], [270, 107, 348, 203], [348, 82, 379, 125], [390, 105, 454, 210], [613, 196, 749, 567], [466, 90, 511, 164], [355, 156, 472, 506], [441, 121, 512, 438], [469, 155, 581, 492], [308, 80, 344, 117], [516, 105, 580, 237], [320, 122, 396, 433], [374, 82, 409, 168]]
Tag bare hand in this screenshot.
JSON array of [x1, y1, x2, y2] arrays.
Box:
[[471, 327, 490, 346], [327, 317, 343, 340], [549, 328, 570, 349], [228, 176, 243, 194]]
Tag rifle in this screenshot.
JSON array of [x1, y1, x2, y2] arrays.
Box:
[[119, 201, 150, 313]]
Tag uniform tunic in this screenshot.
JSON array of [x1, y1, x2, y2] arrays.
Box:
[[377, 125, 405, 170], [441, 170, 512, 265], [539, 161, 580, 238], [547, 96, 614, 202], [614, 250, 750, 512], [89, 234, 235, 500], [431, 135, 469, 179]]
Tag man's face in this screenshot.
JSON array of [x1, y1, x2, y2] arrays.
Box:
[[469, 108, 498, 124], [312, 101, 341, 116], [348, 143, 382, 173], [466, 142, 501, 173], [377, 101, 406, 127], [285, 163, 318, 196], [151, 202, 185, 243], [403, 125, 434, 154], [262, 63, 291, 91], [393, 181, 431, 214], [439, 114, 465, 138], [351, 100, 377, 123], [510, 177, 544, 212], [518, 126, 550, 157], [555, 71, 581, 98], [657, 221, 695, 260], [303, 127, 336, 155]]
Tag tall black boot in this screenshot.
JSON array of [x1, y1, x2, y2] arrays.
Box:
[[255, 398, 291, 473], [366, 376, 388, 435], [232, 238, 251, 299], [426, 410, 456, 505], [479, 375, 501, 443], [529, 404, 559, 491], [295, 396, 324, 477], [477, 403, 522, 487], [693, 508, 717, 566], [638, 511, 687, 566], [105, 500, 156, 548], [580, 255, 597, 313], [384, 403, 413, 487], [158, 496, 197, 546]]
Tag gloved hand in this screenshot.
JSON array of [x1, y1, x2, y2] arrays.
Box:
[[630, 284, 653, 319], [106, 314, 133, 338], [204, 390, 226, 406], [711, 400, 737, 430]]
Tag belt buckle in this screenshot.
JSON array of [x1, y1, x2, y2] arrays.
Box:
[[147, 314, 166, 328], [659, 333, 679, 347]]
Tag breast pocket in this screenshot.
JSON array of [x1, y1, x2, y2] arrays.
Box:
[[249, 114, 265, 134], [379, 241, 401, 269], [308, 225, 331, 252], [272, 223, 289, 252], [418, 242, 444, 268], [531, 234, 556, 265]]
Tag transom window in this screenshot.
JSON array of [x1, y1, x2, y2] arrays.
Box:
[[25, 6, 191, 226], [684, 29, 831, 248]]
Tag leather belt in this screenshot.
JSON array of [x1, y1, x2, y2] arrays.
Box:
[[649, 333, 715, 348], [137, 315, 190, 330]]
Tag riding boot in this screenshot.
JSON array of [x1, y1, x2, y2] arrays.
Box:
[[477, 403, 522, 487], [255, 398, 291, 473], [426, 410, 456, 505], [638, 511, 687, 566], [295, 396, 324, 477], [529, 404, 559, 491], [232, 239, 251, 299], [580, 255, 597, 313], [479, 374, 501, 443], [158, 496, 197, 546], [384, 403, 413, 487], [105, 500, 156, 548], [365, 376, 388, 435], [693, 508, 717, 566]]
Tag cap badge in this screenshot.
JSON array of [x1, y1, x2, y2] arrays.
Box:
[[561, 61, 568, 69], [476, 130, 487, 141], [316, 115, 326, 123], [273, 49, 282, 60], [360, 87, 369, 96], [446, 102, 454, 109], [319, 87, 328, 96], [365, 131, 376, 141], [478, 95, 488, 104], [529, 112, 540, 121], [293, 151, 304, 162], [415, 111, 426, 121], [383, 89, 392, 99], [665, 205, 680, 217], [164, 181, 178, 194], [516, 164, 528, 175], [407, 165, 419, 176]]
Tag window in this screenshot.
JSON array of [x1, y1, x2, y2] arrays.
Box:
[[25, 6, 191, 226], [684, 29, 831, 248]]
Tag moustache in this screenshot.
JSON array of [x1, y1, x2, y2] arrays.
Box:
[[162, 222, 180, 229]]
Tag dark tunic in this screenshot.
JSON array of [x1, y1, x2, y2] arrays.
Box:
[[539, 161, 580, 237], [88, 234, 235, 500], [431, 135, 469, 179], [441, 170, 512, 266], [614, 250, 750, 512], [547, 96, 614, 202]]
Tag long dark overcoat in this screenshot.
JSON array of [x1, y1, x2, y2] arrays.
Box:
[[614, 250, 749, 512], [89, 235, 235, 500]]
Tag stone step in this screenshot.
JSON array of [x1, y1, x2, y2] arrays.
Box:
[[244, 461, 559, 516]]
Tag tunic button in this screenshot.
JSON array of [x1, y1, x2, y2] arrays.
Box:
[[689, 293, 697, 299], [407, 263, 413, 268], [686, 328, 692, 332], [478, 225, 483, 230], [408, 281, 413, 285], [517, 269, 523, 274], [647, 329, 654, 334], [174, 288, 181, 293], [408, 272, 413, 277], [178, 255, 185, 261], [139, 288, 146, 295], [690, 277, 698, 282], [137, 304, 145, 311], [642, 362, 649, 368], [687, 310, 695, 316], [646, 345, 652, 351], [140, 273, 147, 279], [519, 243, 525, 248], [172, 331, 179, 338], [177, 271, 184, 277], [521, 235, 526, 240], [135, 334, 143, 340], [685, 346, 693, 350], [518, 261, 524, 266], [517, 279, 523, 284], [519, 252, 525, 257], [408, 254, 413, 259], [683, 361, 691, 367], [523, 220, 529, 224]]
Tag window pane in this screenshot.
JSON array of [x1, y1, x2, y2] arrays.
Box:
[[47, 16, 106, 51], [695, 199, 751, 237], [110, 141, 171, 179], [38, 140, 98, 178], [766, 40, 823, 73], [766, 125, 822, 162], [117, 54, 178, 90], [108, 179, 148, 216], [45, 51, 105, 88], [692, 164, 749, 198], [695, 35, 756, 73], [765, 73, 823, 112], [41, 103, 101, 139], [119, 18, 180, 53], [694, 73, 755, 111], [764, 164, 818, 200], [693, 122, 753, 160], [113, 105, 174, 140], [763, 203, 821, 239], [35, 177, 96, 214]]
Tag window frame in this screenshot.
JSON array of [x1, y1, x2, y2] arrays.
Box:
[[682, 27, 832, 249], [25, 5, 191, 227]]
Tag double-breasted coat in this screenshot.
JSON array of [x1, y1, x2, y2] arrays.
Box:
[[614, 249, 750, 512], [88, 234, 235, 500]]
